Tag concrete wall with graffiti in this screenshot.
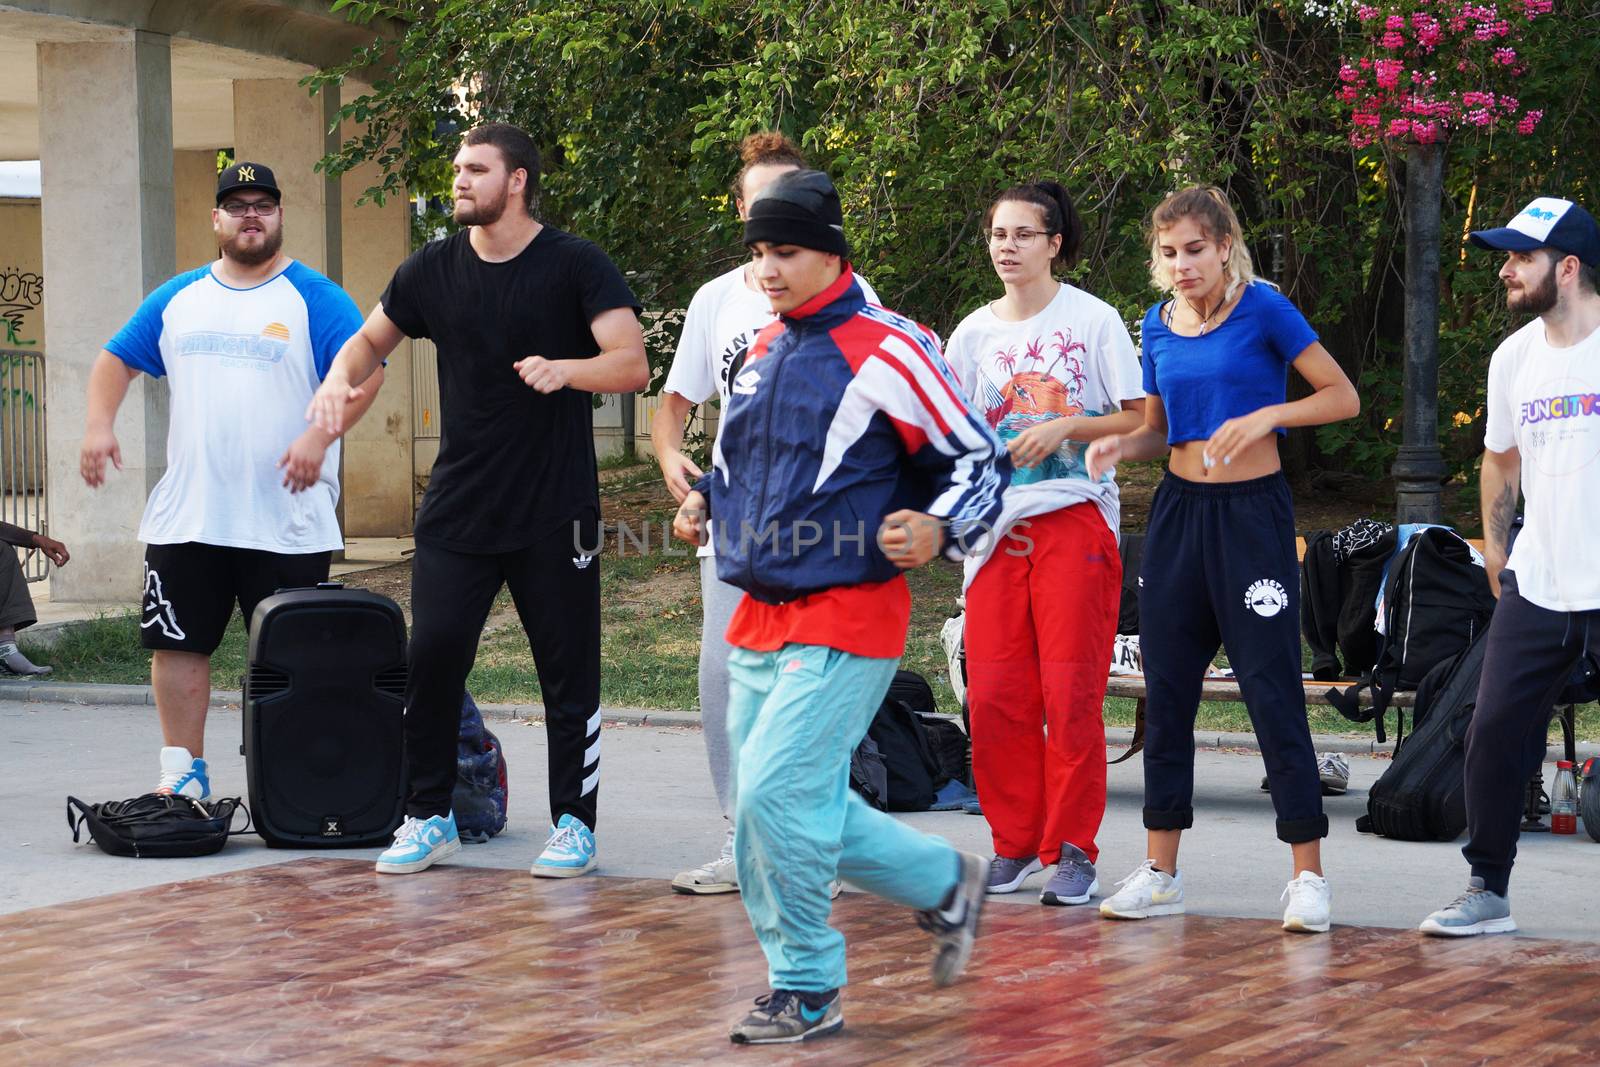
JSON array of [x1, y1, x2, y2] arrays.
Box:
[[0, 198, 44, 354]]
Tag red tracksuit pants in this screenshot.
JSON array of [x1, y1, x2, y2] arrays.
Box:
[[967, 502, 1120, 865]]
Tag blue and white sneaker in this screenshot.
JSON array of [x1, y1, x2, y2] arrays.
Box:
[[156, 746, 210, 800], [375, 812, 461, 875], [531, 813, 597, 878]]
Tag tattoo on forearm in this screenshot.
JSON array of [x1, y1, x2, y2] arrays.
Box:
[[1488, 482, 1517, 555]]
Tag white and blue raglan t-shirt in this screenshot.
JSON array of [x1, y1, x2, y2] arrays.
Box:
[[105, 260, 363, 553]]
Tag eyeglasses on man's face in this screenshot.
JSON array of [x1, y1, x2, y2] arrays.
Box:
[[220, 200, 280, 218], [984, 228, 1053, 248]]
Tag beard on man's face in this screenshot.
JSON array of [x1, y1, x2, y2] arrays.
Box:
[[1506, 259, 1558, 315], [453, 181, 511, 226], [222, 224, 284, 267]]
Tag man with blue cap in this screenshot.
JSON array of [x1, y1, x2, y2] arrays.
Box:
[[1420, 197, 1600, 937]]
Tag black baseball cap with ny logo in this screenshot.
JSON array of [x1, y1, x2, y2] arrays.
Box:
[[216, 161, 281, 204]]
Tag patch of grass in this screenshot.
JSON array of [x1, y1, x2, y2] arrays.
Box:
[[21, 557, 1598, 745], [24, 611, 249, 689]]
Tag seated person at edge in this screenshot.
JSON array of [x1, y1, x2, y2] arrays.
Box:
[[673, 169, 1010, 1045], [0, 520, 69, 676]]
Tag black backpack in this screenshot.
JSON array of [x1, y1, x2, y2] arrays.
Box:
[[850, 733, 890, 811], [1329, 528, 1495, 743], [1300, 519, 1396, 681], [1358, 628, 1490, 841], [845, 670, 959, 812], [453, 692, 508, 843], [1117, 533, 1145, 636], [68, 794, 251, 858]]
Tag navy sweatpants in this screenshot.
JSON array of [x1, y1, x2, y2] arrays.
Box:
[[1139, 471, 1326, 843], [1462, 570, 1598, 896]]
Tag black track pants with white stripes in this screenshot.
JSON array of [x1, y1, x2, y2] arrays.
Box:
[[404, 519, 602, 829]]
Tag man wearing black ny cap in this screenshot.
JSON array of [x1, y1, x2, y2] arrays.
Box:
[[1420, 197, 1600, 937], [79, 160, 373, 801]]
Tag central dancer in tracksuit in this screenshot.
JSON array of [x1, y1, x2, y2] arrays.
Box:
[[672, 169, 1009, 1045]]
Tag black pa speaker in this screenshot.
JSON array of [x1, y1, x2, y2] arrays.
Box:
[[243, 584, 407, 848]]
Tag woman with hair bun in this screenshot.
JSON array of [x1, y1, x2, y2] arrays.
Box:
[[944, 180, 1146, 907], [653, 131, 878, 896], [1087, 185, 1359, 933]]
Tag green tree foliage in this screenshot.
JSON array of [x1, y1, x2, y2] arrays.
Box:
[[314, 0, 1599, 480]]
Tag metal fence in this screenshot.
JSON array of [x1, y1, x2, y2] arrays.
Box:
[[1, 349, 48, 581]]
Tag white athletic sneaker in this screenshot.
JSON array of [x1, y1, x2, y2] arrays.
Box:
[[1281, 871, 1332, 933], [1099, 860, 1185, 919], [156, 746, 210, 800], [673, 827, 739, 895]]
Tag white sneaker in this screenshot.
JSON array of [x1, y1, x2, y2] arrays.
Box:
[[1099, 860, 1185, 919], [156, 746, 210, 800], [672, 827, 739, 895], [1282, 870, 1332, 933]]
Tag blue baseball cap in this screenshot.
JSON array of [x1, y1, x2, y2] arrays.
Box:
[[1469, 197, 1600, 267]]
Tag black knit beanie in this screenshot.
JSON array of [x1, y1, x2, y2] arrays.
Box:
[[742, 169, 848, 257]]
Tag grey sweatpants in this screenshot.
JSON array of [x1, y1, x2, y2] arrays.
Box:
[[699, 554, 743, 817]]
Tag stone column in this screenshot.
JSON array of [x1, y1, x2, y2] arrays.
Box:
[[231, 79, 340, 279], [338, 117, 413, 536], [173, 149, 220, 271], [37, 31, 175, 602]]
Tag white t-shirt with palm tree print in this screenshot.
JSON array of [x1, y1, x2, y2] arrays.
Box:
[[945, 281, 1143, 582]]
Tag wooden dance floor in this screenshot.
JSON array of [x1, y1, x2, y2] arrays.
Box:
[[3, 859, 1598, 1064]]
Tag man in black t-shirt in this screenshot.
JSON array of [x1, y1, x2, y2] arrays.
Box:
[[309, 123, 646, 877]]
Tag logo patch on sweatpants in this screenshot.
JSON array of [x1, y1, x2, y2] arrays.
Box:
[[1244, 578, 1288, 618]]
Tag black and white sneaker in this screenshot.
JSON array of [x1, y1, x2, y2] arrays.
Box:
[[916, 851, 985, 987], [728, 989, 842, 1044]]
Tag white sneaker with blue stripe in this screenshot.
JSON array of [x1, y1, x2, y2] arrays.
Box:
[[156, 746, 211, 800], [531, 813, 597, 878], [375, 812, 461, 875]]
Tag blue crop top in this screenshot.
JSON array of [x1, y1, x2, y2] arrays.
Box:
[[1140, 282, 1319, 445]]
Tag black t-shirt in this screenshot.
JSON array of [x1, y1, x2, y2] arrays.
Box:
[[382, 227, 640, 552]]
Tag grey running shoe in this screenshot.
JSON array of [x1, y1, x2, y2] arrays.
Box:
[[986, 854, 1043, 894], [729, 990, 842, 1045], [1317, 752, 1351, 795], [0, 642, 51, 676], [1419, 877, 1517, 937], [1040, 843, 1100, 906], [916, 851, 986, 987]]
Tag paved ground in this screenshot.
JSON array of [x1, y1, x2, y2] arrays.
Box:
[[5, 697, 1599, 938]]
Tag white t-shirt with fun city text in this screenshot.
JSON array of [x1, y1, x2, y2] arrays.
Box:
[[663, 263, 879, 557], [1484, 317, 1600, 612], [944, 282, 1144, 586]]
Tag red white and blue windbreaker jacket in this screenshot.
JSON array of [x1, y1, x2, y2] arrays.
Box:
[[698, 268, 1010, 605]]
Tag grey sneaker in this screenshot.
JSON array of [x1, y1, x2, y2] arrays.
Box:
[[916, 851, 985, 987], [729, 990, 842, 1045], [0, 642, 51, 676], [1100, 860, 1185, 920], [1419, 877, 1517, 937], [1040, 843, 1100, 906], [1317, 752, 1351, 795], [986, 854, 1043, 894]]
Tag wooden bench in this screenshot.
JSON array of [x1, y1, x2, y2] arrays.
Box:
[[1103, 674, 1416, 763]]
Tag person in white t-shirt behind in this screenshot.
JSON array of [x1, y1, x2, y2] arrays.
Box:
[[1420, 197, 1600, 937], [653, 132, 879, 895], [78, 162, 377, 801], [943, 180, 1145, 907]]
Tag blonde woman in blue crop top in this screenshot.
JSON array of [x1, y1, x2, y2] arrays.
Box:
[[1085, 185, 1359, 933]]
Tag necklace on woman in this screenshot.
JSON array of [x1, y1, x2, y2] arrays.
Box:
[[1182, 290, 1226, 335]]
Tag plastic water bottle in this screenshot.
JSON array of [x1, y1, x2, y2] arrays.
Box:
[[1551, 760, 1578, 835]]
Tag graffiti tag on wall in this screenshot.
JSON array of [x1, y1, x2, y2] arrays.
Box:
[[1, 266, 43, 347]]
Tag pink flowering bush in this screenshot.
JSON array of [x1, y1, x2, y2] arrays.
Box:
[[1339, 0, 1550, 146]]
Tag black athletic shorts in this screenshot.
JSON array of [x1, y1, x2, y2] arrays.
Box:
[[140, 542, 332, 654]]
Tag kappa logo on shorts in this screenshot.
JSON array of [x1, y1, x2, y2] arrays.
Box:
[[572, 551, 597, 570], [140, 565, 187, 640], [1244, 578, 1288, 618]]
